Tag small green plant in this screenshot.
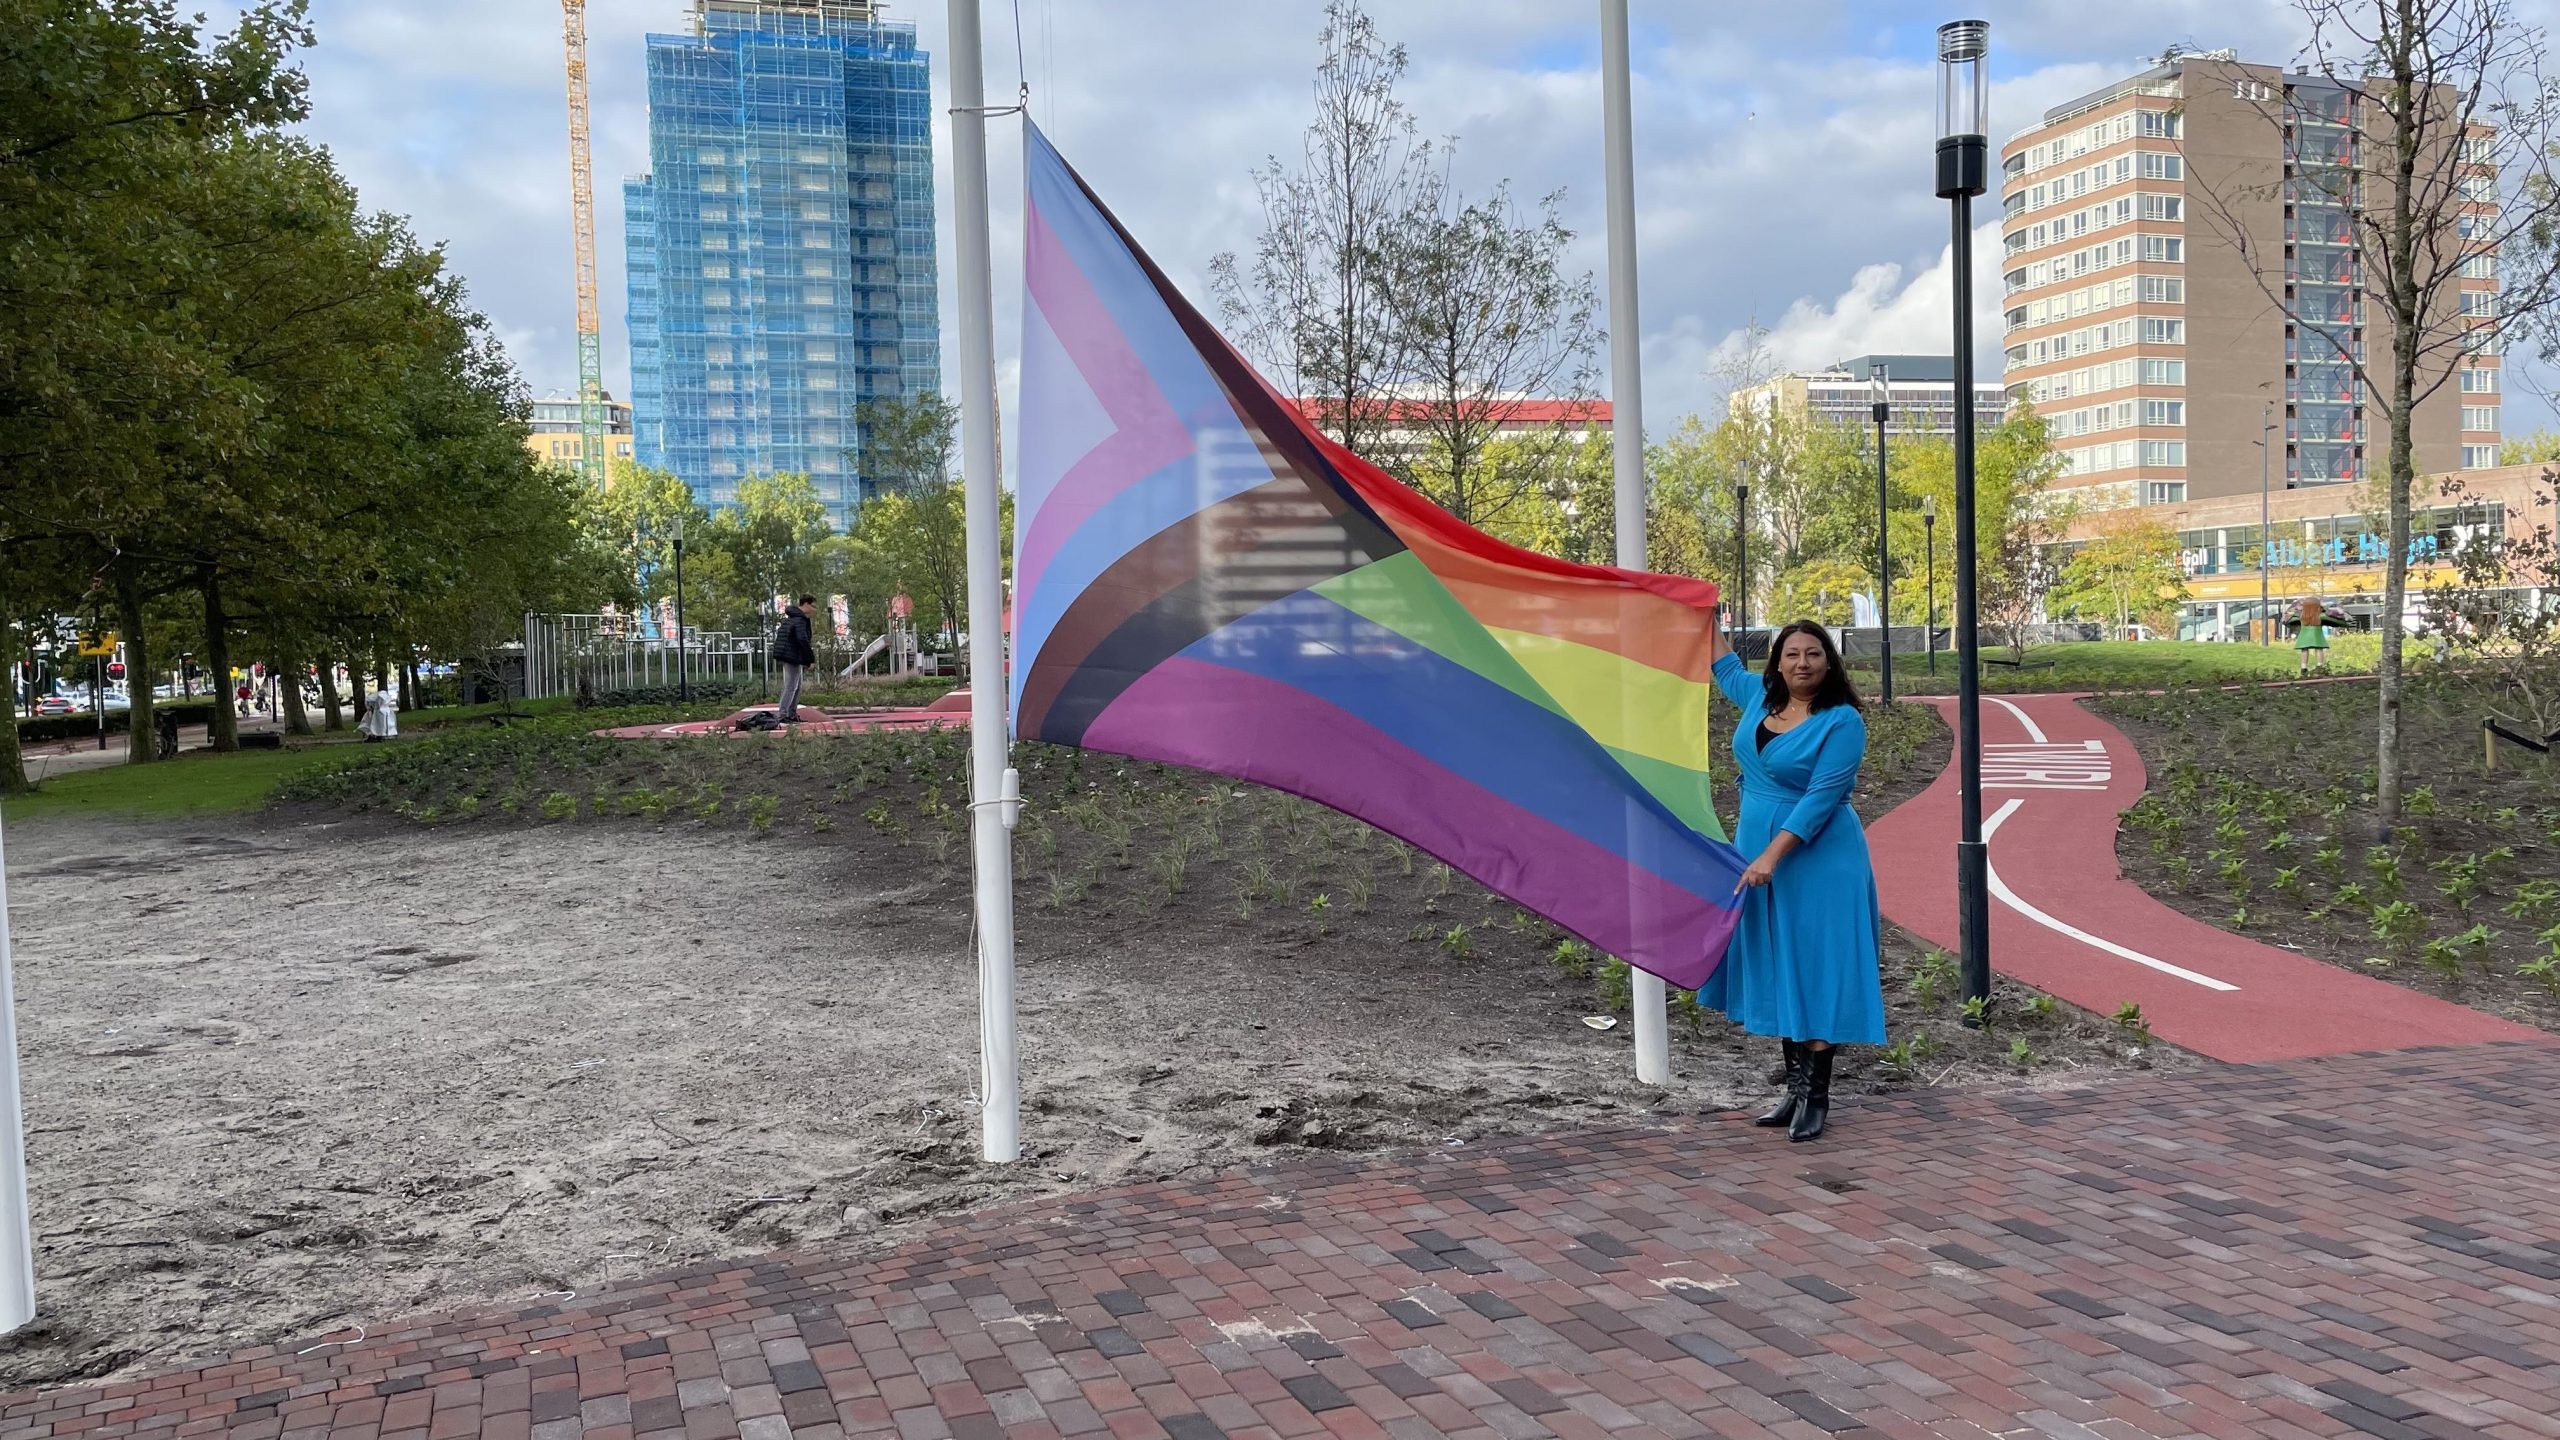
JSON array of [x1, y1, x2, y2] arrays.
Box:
[[2111, 1002, 2154, 1046], [1240, 857, 1276, 902], [2274, 866, 2308, 900], [2370, 900, 2426, 952], [540, 791, 578, 821], [1911, 949, 1960, 1008], [1961, 995, 1995, 1033], [2404, 785, 2438, 816], [1440, 924, 1474, 959], [1551, 939, 1594, 979], [2312, 845, 2347, 882], [1309, 892, 1332, 914], [2421, 935, 2468, 982], [809, 812, 834, 834], [2365, 848, 2404, 900], [2218, 857, 2253, 901], [2025, 994, 2058, 1021], [1596, 957, 1634, 1013], [745, 793, 780, 832], [2008, 1037, 2037, 1068], [1427, 862, 1457, 898], [1344, 872, 1374, 913]]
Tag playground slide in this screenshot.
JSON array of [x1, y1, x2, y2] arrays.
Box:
[[839, 633, 889, 681]]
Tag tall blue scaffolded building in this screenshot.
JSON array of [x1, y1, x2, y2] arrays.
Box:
[[624, 0, 939, 528]]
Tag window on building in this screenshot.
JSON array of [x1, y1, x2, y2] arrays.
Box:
[[2139, 277, 2185, 303], [2140, 440, 2187, 466], [2141, 359, 2185, 385], [2143, 400, 2185, 426], [2463, 252, 2498, 280], [2462, 444, 2499, 469], [2140, 236, 2184, 262], [2138, 111, 2181, 138], [2140, 318, 2185, 344], [2138, 153, 2184, 180], [698, 205, 728, 222], [2462, 290, 2497, 316], [2143, 481, 2187, 504], [2460, 366, 2498, 393], [803, 285, 835, 305], [2139, 194, 2184, 221], [2461, 405, 2499, 431]]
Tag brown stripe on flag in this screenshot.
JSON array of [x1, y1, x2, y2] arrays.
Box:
[[1017, 472, 1399, 744]]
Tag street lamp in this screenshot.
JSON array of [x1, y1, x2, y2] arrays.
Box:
[[2257, 400, 2276, 645], [1922, 493, 1939, 675], [1871, 361, 1895, 702], [1938, 17, 1993, 1018], [1734, 482, 1751, 640]]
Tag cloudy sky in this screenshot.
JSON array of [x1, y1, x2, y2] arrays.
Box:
[[218, 0, 2555, 466]]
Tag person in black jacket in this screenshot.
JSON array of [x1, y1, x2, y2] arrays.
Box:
[[772, 595, 817, 722]]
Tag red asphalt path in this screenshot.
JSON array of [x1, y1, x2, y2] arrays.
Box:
[[1865, 691, 2542, 1062]]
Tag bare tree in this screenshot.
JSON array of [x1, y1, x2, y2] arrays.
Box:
[[1208, 0, 1441, 465], [1370, 182, 1601, 528], [2183, 1, 2560, 827]]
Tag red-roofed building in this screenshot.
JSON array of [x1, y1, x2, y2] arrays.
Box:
[[1291, 396, 1612, 442]]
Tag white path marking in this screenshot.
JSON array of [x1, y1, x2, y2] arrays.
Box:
[[1988, 695, 2048, 744], [1982, 798, 2240, 992]]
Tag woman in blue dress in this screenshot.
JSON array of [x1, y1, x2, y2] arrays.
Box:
[[1698, 620, 1885, 1142]]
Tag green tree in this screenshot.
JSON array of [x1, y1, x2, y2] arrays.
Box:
[[695, 474, 834, 633], [2502, 430, 2560, 467], [2053, 512, 2190, 634]]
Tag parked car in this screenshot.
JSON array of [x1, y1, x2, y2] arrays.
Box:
[[31, 695, 74, 716]]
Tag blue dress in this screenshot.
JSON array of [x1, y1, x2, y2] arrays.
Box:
[[1696, 653, 1886, 1045]]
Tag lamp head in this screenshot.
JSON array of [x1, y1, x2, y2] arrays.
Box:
[[1935, 20, 1990, 198], [1870, 362, 1890, 417], [1922, 493, 1939, 522]]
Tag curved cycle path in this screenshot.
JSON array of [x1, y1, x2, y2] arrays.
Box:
[[1865, 691, 2544, 1062]]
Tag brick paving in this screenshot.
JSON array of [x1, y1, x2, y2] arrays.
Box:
[[9, 1041, 2560, 1440]]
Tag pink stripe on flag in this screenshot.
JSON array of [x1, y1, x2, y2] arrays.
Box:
[[1084, 656, 1736, 988]]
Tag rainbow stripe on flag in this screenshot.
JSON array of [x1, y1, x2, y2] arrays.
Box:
[[1010, 124, 1744, 988]]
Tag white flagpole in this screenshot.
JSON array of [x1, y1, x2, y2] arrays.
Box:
[[1600, 0, 1668, 1089], [0, 808, 38, 1329], [946, 0, 1020, 1163]]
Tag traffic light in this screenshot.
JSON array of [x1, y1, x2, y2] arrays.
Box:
[[106, 661, 126, 681]]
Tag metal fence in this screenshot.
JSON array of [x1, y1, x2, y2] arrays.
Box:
[[522, 613, 775, 701], [520, 614, 959, 702]]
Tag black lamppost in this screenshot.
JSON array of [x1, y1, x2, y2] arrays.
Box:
[[1922, 494, 1939, 675], [1734, 482, 1751, 640], [1871, 361, 1895, 702], [1938, 17, 1993, 1017]]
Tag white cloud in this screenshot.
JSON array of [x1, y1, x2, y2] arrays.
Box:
[[208, 0, 2555, 448], [1697, 220, 2005, 405]]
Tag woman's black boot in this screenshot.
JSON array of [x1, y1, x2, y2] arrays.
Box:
[[1753, 1041, 1804, 1127], [1788, 1045, 1834, 1142]]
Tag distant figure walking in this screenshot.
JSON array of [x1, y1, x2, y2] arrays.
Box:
[[772, 594, 817, 723]]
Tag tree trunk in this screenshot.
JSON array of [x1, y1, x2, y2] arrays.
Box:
[[114, 555, 156, 766], [202, 568, 238, 753], [279, 653, 312, 736], [318, 662, 343, 731], [401, 659, 420, 712], [0, 587, 27, 797], [2375, 24, 2421, 835]]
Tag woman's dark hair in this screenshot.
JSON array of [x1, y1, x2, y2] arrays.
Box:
[[1760, 620, 1864, 712]]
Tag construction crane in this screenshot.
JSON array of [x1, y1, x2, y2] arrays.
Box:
[[561, 0, 607, 490]]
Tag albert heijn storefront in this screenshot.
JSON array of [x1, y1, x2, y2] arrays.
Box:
[[2075, 462, 2548, 641]]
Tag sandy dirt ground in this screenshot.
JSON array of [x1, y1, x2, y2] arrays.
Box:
[[0, 814, 1866, 1388]]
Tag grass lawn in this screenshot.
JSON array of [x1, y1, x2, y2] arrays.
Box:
[[3, 744, 351, 821], [1846, 636, 2382, 694]]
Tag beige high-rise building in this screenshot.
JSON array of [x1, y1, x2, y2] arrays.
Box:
[[2000, 50, 2500, 509]]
